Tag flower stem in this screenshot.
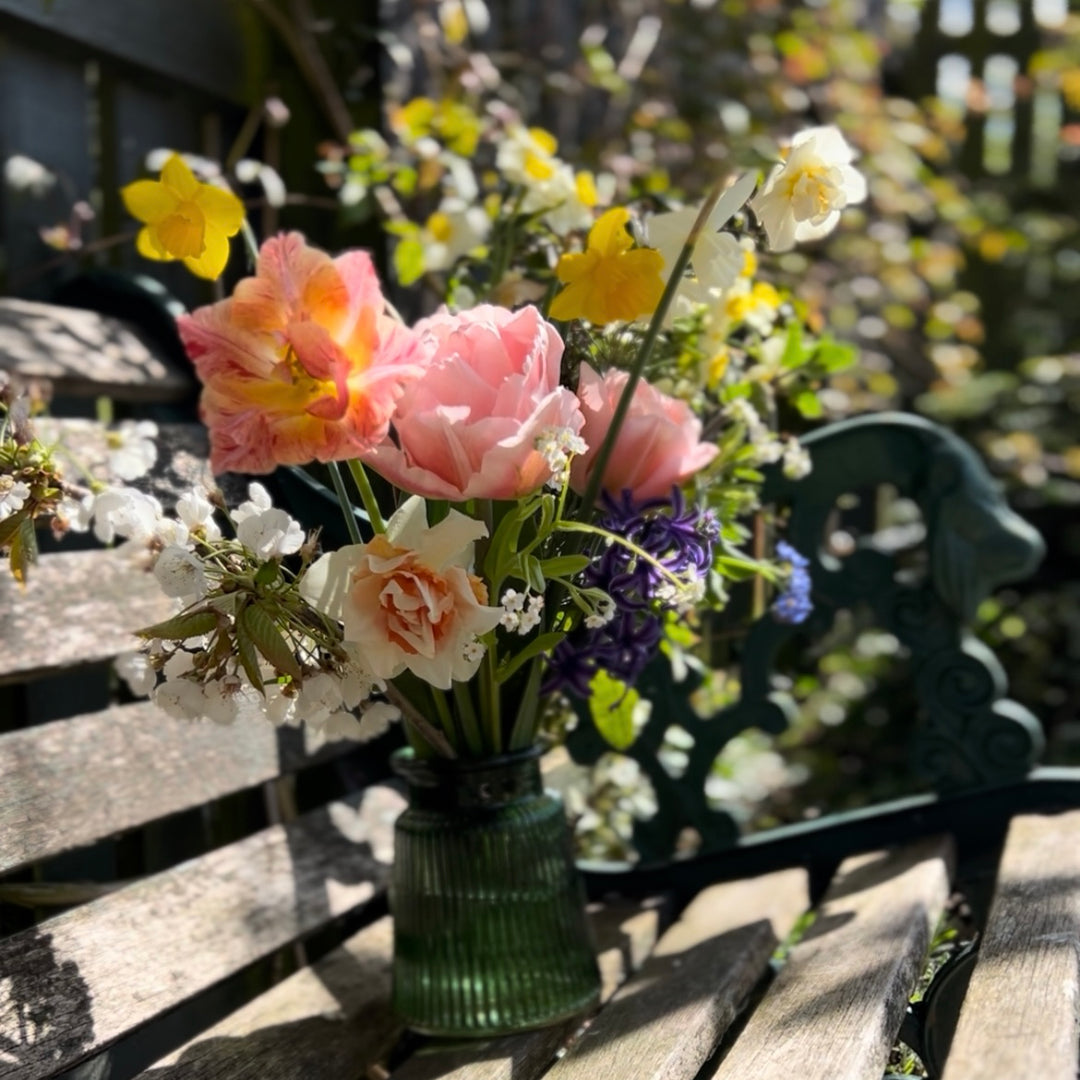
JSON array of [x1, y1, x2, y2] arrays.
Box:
[[327, 461, 362, 544], [452, 680, 484, 756], [578, 180, 730, 517], [346, 460, 386, 533], [239, 218, 261, 269]]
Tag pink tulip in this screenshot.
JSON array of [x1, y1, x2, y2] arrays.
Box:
[[178, 233, 420, 475], [570, 363, 718, 500], [362, 304, 584, 501]]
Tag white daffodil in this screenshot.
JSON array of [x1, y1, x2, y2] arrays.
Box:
[[496, 125, 561, 188], [301, 495, 502, 689], [750, 126, 867, 252], [420, 199, 490, 273], [645, 172, 757, 295], [521, 164, 600, 236]]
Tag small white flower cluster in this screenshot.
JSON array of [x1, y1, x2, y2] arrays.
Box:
[[535, 427, 588, 488], [0, 477, 30, 521], [499, 588, 544, 634], [782, 439, 812, 481], [566, 751, 658, 862], [3, 154, 56, 196], [233, 483, 304, 559], [583, 597, 616, 630], [655, 576, 707, 612], [724, 398, 811, 478]]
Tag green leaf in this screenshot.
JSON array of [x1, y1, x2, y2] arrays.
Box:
[[524, 554, 546, 594], [8, 517, 36, 585], [136, 609, 219, 641], [254, 561, 279, 586], [234, 607, 265, 696], [238, 603, 302, 680], [587, 671, 643, 751], [0, 510, 26, 550], [792, 389, 824, 419], [537, 554, 590, 579], [496, 632, 563, 683], [814, 337, 857, 373], [393, 237, 426, 286], [780, 320, 808, 369]]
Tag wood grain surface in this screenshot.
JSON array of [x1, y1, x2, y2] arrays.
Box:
[[540, 868, 810, 1080], [0, 548, 172, 684], [139, 917, 400, 1080], [0, 298, 193, 402], [709, 836, 953, 1080], [0, 700, 359, 874], [942, 812, 1080, 1080], [0, 785, 404, 1080]]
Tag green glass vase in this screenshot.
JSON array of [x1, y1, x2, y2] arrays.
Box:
[[390, 745, 601, 1036]]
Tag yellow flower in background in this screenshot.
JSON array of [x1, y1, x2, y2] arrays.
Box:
[[391, 97, 481, 157], [549, 207, 665, 325], [121, 154, 244, 280]]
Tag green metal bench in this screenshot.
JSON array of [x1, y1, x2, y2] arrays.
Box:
[[1, 335, 1076, 1080]]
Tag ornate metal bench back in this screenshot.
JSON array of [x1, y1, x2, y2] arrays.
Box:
[[567, 412, 1046, 863]]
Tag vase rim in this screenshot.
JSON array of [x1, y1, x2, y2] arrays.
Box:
[[392, 742, 544, 776]]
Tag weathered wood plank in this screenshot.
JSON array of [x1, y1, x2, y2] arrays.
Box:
[[941, 812, 1080, 1080], [0, 700, 360, 875], [540, 869, 810, 1080], [0, 548, 172, 684], [709, 837, 953, 1080], [0, 0, 259, 104], [140, 916, 399, 1080], [0, 785, 404, 1080], [0, 298, 193, 402], [390, 897, 671, 1080], [32, 418, 245, 508]]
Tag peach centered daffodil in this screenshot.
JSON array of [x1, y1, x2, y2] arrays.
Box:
[[549, 207, 665, 325], [121, 153, 245, 280]]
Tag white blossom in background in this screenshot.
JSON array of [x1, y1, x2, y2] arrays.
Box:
[[235, 158, 287, 208], [420, 198, 491, 273], [145, 148, 221, 180], [115, 651, 156, 697], [106, 420, 158, 481], [3, 154, 56, 196], [750, 126, 867, 252], [524, 164, 598, 235], [56, 493, 94, 533], [236, 507, 304, 559], [782, 438, 812, 480], [91, 488, 164, 543], [0, 478, 30, 521], [154, 544, 209, 599]]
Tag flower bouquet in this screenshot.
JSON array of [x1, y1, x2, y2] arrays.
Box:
[[1, 108, 865, 1034]]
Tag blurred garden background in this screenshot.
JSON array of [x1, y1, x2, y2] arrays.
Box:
[[2, 0, 1078, 860]]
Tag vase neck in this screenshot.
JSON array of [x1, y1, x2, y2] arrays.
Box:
[[392, 747, 545, 811]]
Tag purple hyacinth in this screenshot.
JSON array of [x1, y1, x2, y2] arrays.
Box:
[[772, 540, 813, 625], [544, 488, 717, 696]]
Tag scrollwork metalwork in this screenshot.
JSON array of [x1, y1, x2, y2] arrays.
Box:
[[567, 413, 1047, 863]]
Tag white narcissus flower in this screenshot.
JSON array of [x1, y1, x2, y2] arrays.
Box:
[[153, 544, 208, 599], [645, 172, 757, 295], [301, 495, 502, 690], [420, 198, 491, 273], [236, 508, 304, 559], [107, 420, 159, 481], [750, 126, 867, 252]]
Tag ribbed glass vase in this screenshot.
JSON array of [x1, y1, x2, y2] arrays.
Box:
[[390, 746, 601, 1036]]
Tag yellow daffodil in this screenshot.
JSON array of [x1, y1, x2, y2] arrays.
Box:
[[121, 154, 244, 280], [549, 207, 664, 325]]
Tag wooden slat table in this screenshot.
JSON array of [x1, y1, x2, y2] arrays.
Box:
[[3, 422, 1080, 1080]]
